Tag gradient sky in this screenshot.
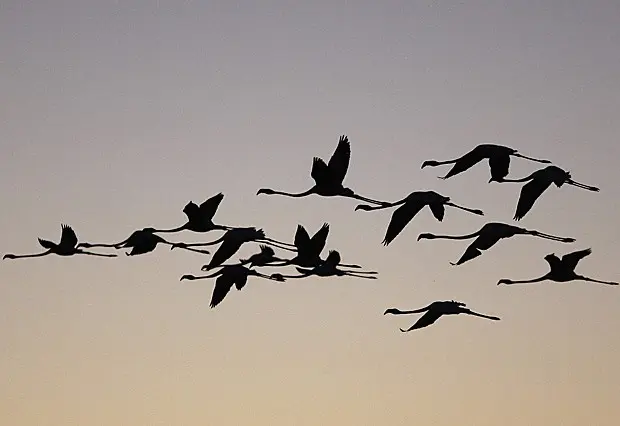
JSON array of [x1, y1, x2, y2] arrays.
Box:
[[1, 1, 619, 425]]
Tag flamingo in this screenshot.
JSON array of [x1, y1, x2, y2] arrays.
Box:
[[417, 222, 575, 266], [421, 144, 551, 182], [497, 248, 618, 286], [3, 224, 117, 260], [78, 228, 211, 256], [148, 193, 235, 233], [171, 227, 296, 270], [498, 165, 600, 220], [180, 265, 286, 308], [257, 135, 386, 205], [384, 300, 500, 332], [355, 190, 484, 246], [270, 250, 378, 280]]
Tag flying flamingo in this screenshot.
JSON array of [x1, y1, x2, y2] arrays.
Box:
[[260, 223, 363, 269], [497, 248, 618, 286], [78, 228, 211, 256], [498, 165, 600, 220], [180, 265, 285, 308], [417, 222, 575, 266], [148, 193, 236, 233], [3, 224, 117, 260], [171, 227, 296, 270], [355, 190, 484, 246], [384, 300, 501, 332], [257, 135, 386, 205], [421, 144, 551, 182], [270, 250, 378, 280]]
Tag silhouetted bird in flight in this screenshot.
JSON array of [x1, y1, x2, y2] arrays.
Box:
[[171, 227, 296, 270], [498, 165, 600, 220], [355, 190, 484, 246], [384, 300, 501, 332], [271, 250, 378, 280], [262, 223, 363, 269], [417, 222, 575, 265], [78, 228, 210, 256], [180, 265, 286, 308], [421, 144, 551, 182], [3, 224, 117, 260], [148, 193, 235, 233], [257, 135, 386, 205], [497, 248, 618, 286], [216, 244, 284, 269]]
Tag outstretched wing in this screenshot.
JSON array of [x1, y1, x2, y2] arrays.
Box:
[[210, 275, 235, 308], [402, 310, 443, 331], [294, 225, 311, 251], [310, 222, 330, 255], [199, 193, 225, 220], [258, 245, 275, 256], [382, 201, 425, 246], [60, 224, 78, 248], [310, 157, 331, 186], [327, 135, 351, 184], [513, 176, 553, 220], [561, 248, 592, 271], [325, 250, 341, 267], [428, 203, 445, 221], [207, 239, 244, 269], [489, 154, 510, 181]]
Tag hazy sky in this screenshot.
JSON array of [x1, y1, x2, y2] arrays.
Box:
[[1, 1, 619, 425]]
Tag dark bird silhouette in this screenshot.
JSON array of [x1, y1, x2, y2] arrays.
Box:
[[232, 245, 284, 268], [78, 228, 211, 256], [261, 223, 363, 269], [257, 135, 386, 205], [148, 193, 235, 233], [355, 190, 484, 246], [3, 224, 117, 260], [180, 265, 286, 308], [384, 300, 500, 332], [417, 222, 575, 266], [421, 144, 551, 182], [498, 248, 618, 286], [498, 165, 600, 220], [171, 227, 296, 270], [270, 250, 378, 280]]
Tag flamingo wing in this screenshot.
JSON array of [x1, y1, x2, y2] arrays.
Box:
[[294, 225, 312, 251], [428, 203, 445, 221], [382, 201, 426, 246], [311, 157, 331, 186], [403, 310, 443, 331], [325, 250, 341, 267], [561, 248, 592, 271], [199, 193, 225, 220], [207, 239, 244, 269], [210, 274, 235, 308], [60, 224, 79, 248], [513, 175, 553, 220], [310, 222, 330, 255], [489, 154, 511, 181], [327, 135, 351, 184]]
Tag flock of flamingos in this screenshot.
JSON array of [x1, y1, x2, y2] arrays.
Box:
[[4, 137, 618, 332]]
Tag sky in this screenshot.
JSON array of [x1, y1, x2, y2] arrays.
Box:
[[1, 1, 619, 424]]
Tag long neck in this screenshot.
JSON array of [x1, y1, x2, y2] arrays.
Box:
[[387, 306, 430, 315], [504, 275, 548, 285], [424, 232, 479, 240], [4, 251, 51, 259], [265, 188, 315, 197]]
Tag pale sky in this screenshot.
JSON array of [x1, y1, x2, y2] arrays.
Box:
[[1, 1, 619, 425]]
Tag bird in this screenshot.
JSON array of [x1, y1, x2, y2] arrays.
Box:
[[498, 165, 600, 220], [384, 300, 501, 332], [497, 248, 618, 286], [3, 224, 117, 260], [270, 250, 378, 280], [260, 223, 363, 269], [171, 227, 296, 270], [421, 144, 551, 182], [417, 222, 575, 266], [233, 245, 284, 268], [78, 228, 211, 256], [148, 193, 236, 234], [257, 135, 387, 205], [355, 190, 484, 246], [180, 265, 286, 308]]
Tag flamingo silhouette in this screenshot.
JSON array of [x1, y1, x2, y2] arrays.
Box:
[[148, 193, 235, 233], [497, 248, 618, 286], [270, 250, 378, 280], [78, 228, 211, 256], [180, 265, 286, 308], [3, 224, 117, 260], [355, 190, 484, 246], [421, 144, 551, 182], [417, 222, 575, 266], [171, 227, 296, 270], [384, 300, 500, 332], [257, 135, 386, 205], [260, 223, 363, 269], [498, 165, 600, 220]]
